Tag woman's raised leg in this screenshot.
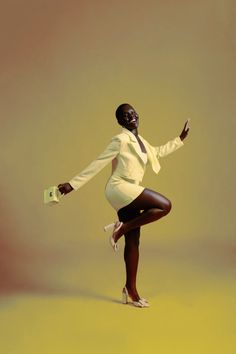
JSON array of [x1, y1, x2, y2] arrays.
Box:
[[115, 188, 172, 242]]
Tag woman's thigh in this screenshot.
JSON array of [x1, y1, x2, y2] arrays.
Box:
[[118, 208, 141, 223], [118, 188, 171, 214]]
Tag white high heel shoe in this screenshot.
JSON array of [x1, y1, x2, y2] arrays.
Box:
[[104, 221, 123, 252], [122, 286, 150, 308]]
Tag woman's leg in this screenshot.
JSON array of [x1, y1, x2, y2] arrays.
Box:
[[115, 188, 172, 242], [118, 209, 141, 301]]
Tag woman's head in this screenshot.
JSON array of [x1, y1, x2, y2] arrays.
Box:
[[115, 103, 139, 130]]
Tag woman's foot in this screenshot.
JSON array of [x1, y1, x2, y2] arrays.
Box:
[[125, 286, 149, 305], [109, 221, 123, 252], [113, 222, 125, 243], [122, 286, 149, 308], [104, 220, 126, 245], [104, 221, 124, 251]]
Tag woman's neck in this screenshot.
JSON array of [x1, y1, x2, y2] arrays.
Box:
[[124, 127, 138, 136]]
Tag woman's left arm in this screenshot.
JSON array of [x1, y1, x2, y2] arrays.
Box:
[[155, 119, 190, 158]]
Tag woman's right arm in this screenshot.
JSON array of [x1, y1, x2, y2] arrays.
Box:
[[58, 136, 121, 195]]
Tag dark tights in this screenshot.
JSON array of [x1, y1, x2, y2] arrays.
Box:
[[117, 188, 172, 301]]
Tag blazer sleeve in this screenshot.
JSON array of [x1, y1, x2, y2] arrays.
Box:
[[68, 136, 121, 191], [154, 136, 184, 158]]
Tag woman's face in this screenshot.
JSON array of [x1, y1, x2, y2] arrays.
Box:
[[119, 105, 139, 130]]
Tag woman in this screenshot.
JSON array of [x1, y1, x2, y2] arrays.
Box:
[[58, 103, 190, 308]]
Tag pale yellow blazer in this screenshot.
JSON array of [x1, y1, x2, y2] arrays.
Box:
[[69, 127, 184, 191]]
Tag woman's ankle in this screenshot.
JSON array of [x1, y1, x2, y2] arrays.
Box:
[[114, 223, 125, 242], [125, 285, 139, 300]]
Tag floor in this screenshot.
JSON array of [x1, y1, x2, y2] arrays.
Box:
[[0, 239, 235, 354]]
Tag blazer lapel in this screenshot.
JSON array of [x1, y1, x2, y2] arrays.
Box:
[[139, 135, 161, 174], [121, 128, 147, 164], [121, 128, 161, 173]]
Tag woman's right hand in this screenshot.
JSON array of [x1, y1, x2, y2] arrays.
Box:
[[58, 183, 74, 195]]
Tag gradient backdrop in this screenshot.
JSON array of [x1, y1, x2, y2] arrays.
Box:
[[0, 1, 235, 353]]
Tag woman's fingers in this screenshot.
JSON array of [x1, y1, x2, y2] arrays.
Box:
[[179, 119, 190, 141], [184, 118, 190, 131]]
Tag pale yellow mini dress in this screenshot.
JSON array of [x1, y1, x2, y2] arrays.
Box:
[[105, 151, 148, 211]]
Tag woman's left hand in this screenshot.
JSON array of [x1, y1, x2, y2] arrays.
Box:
[[179, 119, 190, 141]]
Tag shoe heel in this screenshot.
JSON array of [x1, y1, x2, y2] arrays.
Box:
[[104, 222, 115, 232], [122, 287, 128, 304]]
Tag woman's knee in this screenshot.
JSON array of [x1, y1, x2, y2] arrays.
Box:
[[150, 198, 172, 218], [135, 189, 172, 213], [149, 194, 172, 214], [163, 199, 172, 214]]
